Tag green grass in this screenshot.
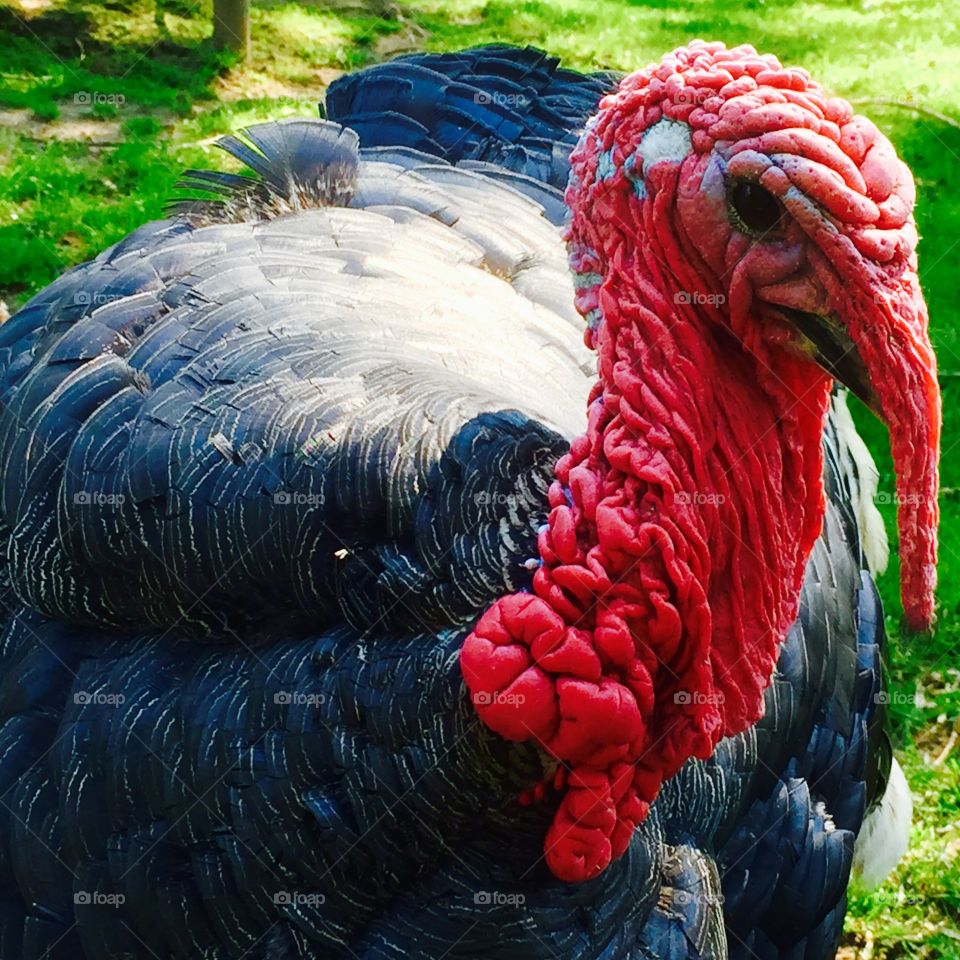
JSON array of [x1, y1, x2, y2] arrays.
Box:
[[1, 0, 959, 955]]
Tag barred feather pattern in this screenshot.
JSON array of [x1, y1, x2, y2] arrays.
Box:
[[0, 131, 588, 639]]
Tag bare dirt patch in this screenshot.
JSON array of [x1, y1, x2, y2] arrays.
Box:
[[0, 102, 121, 143], [213, 69, 343, 104]]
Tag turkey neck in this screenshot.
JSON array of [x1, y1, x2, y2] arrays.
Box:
[[545, 245, 833, 755], [461, 224, 834, 882]]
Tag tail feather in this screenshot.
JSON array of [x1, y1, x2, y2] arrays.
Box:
[[170, 119, 359, 223]]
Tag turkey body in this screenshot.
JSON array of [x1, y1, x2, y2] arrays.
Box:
[[0, 46, 895, 960]]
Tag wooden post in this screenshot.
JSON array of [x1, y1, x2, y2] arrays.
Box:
[[213, 0, 250, 59]]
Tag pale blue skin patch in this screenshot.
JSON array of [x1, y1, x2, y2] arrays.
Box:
[[701, 151, 728, 203], [597, 147, 617, 181], [574, 272, 605, 290], [624, 153, 647, 199]]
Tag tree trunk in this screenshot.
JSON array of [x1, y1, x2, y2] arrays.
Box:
[[213, 0, 250, 59]]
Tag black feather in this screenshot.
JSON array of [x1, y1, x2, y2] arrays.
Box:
[[0, 44, 897, 960]]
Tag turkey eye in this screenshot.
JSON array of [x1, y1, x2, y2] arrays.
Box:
[[728, 180, 783, 238]]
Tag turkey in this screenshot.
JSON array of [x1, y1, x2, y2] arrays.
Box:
[[0, 40, 940, 960]]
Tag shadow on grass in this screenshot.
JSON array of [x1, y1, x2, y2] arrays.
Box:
[[1, 0, 229, 117], [0, 2, 97, 55]]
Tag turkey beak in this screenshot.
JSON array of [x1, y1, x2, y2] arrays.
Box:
[[801, 279, 941, 633], [789, 310, 882, 416]]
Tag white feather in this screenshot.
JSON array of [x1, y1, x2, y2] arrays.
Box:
[[852, 756, 913, 889], [636, 119, 692, 175]]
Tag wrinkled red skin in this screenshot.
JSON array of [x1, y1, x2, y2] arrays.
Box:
[[460, 41, 940, 884]]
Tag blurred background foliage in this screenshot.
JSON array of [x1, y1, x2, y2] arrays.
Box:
[[0, 0, 958, 954]]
